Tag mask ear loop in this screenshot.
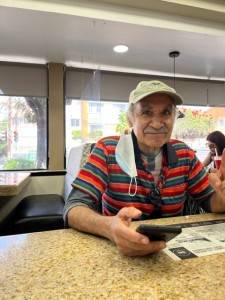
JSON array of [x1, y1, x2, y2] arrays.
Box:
[[128, 177, 137, 196]]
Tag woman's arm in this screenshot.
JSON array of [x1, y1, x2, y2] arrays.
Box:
[[202, 152, 212, 167]]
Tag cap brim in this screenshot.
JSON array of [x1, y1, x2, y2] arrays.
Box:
[[130, 90, 184, 105]]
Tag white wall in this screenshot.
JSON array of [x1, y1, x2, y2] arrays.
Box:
[[19, 175, 65, 200]]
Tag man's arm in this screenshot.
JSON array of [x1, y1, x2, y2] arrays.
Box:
[[67, 206, 114, 240], [65, 188, 139, 242], [64, 188, 116, 240], [64, 188, 166, 256], [202, 152, 211, 167], [63, 188, 99, 227], [67, 205, 166, 256]]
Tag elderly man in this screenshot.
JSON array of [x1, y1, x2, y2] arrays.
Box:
[[63, 80, 225, 256]]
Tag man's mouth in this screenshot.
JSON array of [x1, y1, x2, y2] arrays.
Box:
[[144, 127, 168, 134]]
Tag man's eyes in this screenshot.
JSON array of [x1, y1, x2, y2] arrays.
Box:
[[141, 110, 172, 116], [162, 110, 172, 116], [142, 110, 152, 116]]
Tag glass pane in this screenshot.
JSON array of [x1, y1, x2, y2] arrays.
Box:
[[65, 99, 128, 153], [0, 96, 47, 170], [172, 105, 225, 163], [66, 100, 225, 167]]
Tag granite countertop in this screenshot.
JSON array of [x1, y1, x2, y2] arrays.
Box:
[[0, 172, 30, 196], [1, 213, 225, 300]]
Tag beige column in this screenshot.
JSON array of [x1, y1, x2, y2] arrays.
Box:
[[48, 63, 65, 170]]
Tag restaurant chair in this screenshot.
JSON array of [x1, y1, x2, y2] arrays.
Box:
[[7, 194, 65, 234]]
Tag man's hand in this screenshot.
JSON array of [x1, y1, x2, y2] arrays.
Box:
[[108, 207, 166, 256], [209, 150, 225, 190], [209, 150, 225, 212]]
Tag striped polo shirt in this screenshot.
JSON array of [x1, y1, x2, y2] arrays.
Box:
[[71, 133, 214, 220]]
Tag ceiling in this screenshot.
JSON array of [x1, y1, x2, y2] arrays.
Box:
[[0, 0, 225, 80]]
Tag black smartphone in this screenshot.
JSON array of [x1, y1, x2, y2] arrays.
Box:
[[136, 224, 182, 242]]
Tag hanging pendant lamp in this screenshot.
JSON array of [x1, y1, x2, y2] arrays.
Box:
[[169, 51, 180, 89]]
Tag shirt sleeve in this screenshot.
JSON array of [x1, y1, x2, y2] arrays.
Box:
[[63, 188, 98, 227]]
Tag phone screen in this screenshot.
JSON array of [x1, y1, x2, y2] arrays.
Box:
[[136, 224, 182, 242]]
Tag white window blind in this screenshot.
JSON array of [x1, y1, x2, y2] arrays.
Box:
[[66, 67, 225, 106]]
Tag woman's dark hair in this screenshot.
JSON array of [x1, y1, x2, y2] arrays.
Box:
[[206, 131, 225, 155]]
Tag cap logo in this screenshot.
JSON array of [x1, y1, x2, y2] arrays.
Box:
[[138, 81, 175, 93]]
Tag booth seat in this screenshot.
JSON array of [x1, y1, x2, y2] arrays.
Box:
[[7, 143, 95, 235]]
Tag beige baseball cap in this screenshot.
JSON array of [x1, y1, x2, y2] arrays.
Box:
[[129, 80, 184, 105]]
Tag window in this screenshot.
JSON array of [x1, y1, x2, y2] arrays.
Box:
[[89, 102, 103, 113], [65, 99, 129, 152], [172, 105, 225, 162], [65, 67, 225, 165], [71, 119, 80, 127], [0, 96, 47, 170], [113, 103, 126, 111], [0, 63, 48, 170], [65, 99, 225, 165]]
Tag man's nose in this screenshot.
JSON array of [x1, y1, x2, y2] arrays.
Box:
[[148, 115, 164, 128]]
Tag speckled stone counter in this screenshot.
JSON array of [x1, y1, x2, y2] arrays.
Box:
[[0, 172, 30, 196], [1, 213, 225, 300]]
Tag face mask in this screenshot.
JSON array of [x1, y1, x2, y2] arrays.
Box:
[[115, 133, 137, 196]]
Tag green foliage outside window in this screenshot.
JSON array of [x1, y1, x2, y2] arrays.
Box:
[[173, 108, 215, 139], [72, 129, 103, 141], [72, 130, 82, 140], [89, 130, 103, 140], [3, 158, 35, 170], [116, 111, 129, 134]]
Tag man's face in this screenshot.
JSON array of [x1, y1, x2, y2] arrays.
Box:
[[130, 93, 176, 153]]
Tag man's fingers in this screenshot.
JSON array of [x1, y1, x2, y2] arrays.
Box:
[[220, 149, 225, 168], [118, 207, 142, 221], [209, 173, 221, 188], [117, 240, 166, 256], [209, 172, 225, 191]]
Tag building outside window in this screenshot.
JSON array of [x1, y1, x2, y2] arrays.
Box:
[[65, 99, 128, 152]]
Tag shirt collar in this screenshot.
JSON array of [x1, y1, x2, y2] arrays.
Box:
[[131, 130, 178, 166]]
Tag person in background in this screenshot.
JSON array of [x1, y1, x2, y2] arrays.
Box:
[[63, 80, 225, 257], [203, 131, 225, 173]]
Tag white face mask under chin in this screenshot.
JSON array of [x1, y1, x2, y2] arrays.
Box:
[[115, 133, 137, 196]]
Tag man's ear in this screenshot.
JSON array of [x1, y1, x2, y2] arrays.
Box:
[[126, 114, 133, 128]]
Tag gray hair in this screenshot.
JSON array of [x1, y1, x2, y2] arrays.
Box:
[[126, 103, 135, 124]]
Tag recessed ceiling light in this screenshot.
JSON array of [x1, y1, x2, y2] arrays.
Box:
[[113, 45, 129, 53]]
